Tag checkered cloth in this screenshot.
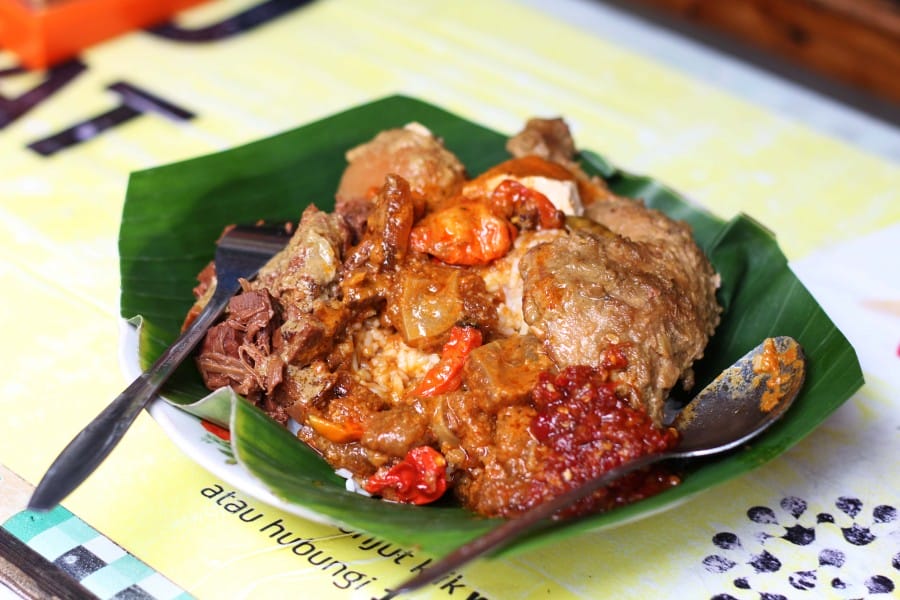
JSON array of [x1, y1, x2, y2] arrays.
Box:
[[4, 508, 190, 600]]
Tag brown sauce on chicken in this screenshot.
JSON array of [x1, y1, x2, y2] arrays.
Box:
[[185, 119, 721, 517]]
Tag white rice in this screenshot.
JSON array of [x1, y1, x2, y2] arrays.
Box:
[[335, 468, 371, 496], [350, 319, 439, 402]]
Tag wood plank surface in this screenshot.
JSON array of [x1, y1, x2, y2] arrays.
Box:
[[632, 0, 900, 104]]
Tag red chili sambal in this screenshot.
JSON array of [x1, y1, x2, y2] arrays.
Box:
[[528, 360, 680, 517]]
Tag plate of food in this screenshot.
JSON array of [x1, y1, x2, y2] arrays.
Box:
[[119, 95, 863, 558]]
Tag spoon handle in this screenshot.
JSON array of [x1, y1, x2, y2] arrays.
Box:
[[392, 452, 664, 596], [26, 281, 237, 512]]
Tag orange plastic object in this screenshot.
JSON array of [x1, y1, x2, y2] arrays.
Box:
[[0, 0, 209, 70]]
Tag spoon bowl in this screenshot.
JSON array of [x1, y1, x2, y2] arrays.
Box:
[[672, 336, 805, 455], [394, 336, 806, 596]]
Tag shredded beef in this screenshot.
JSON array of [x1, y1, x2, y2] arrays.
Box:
[[195, 289, 280, 401], [195, 206, 351, 409]]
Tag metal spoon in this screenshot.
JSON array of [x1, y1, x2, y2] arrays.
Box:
[[27, 224, 291, 512], [393, 336, 806, 596]]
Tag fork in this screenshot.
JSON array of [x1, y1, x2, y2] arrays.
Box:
[[28, 224, 291, 511]]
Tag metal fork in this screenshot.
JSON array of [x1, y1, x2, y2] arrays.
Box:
[[28, 224, 291, 511]]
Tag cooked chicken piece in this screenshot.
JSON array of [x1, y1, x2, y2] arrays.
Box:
[[519, 207, 720, 426]]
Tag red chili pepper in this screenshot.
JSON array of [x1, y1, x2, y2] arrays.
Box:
[[408, 201, 515, 265], [363, 446, 448, 504], [491, 179, 564, 230], [201, 420, 231, 442], [412, 325, 483, 397]]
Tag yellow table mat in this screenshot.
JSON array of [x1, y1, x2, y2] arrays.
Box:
[[2, 0, 898, 598]]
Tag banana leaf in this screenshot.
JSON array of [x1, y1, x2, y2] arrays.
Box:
[[119, 95, 863, 557]]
